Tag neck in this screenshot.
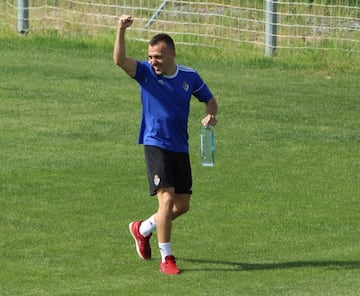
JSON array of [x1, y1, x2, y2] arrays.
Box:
[[164, 64, 177, 76]]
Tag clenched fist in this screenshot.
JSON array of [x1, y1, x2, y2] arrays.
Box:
[[118, 15, 133, 30]]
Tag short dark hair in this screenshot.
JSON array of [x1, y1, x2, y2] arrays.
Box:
[[149, 33, 175, 51]]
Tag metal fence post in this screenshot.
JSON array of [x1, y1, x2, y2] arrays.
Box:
[[264, 0, 277, 57], [17, 0, 29, 34], [145, 0, 170, 29]]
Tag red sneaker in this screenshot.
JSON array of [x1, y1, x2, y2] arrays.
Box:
[[160, 255, 180, 275], [129, 221, 152, 260]]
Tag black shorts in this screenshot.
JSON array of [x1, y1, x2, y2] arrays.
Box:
[[144, 145, 192, 196]]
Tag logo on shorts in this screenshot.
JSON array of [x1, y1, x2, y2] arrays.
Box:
[[153, 175, 160, 186]]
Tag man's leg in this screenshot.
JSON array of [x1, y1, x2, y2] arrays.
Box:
[[155, 187, 175, 244], [155, 187, 191, 274], [155, 189, 191, 241]]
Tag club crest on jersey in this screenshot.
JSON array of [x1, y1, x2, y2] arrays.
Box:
[[183, 81, 189, 92], [153, 175, 160, 186]]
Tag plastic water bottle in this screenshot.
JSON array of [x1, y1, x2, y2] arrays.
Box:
[[200, 125, 215, 167]]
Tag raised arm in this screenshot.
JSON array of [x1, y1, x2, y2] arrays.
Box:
[[113, 15, 137, 78], [202, 98, 218, 126]]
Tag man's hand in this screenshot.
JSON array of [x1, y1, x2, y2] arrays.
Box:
[[118, 15, 133, 30], [202, 114, 217, 127]]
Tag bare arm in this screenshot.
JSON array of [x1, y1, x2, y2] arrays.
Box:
[[113, 15, 137, 78], [202, 98, 218, 126]]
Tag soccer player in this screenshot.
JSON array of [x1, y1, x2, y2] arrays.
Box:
[[113, 15, 218, 275]]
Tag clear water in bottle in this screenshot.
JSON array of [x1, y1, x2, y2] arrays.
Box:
[[200, 125, 214, 167]]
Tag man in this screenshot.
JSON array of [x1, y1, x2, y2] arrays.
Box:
[[113, 15, 218, 275]]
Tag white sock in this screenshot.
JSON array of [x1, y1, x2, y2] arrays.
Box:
[[139, 215, 156, 237], [159, 242, 172, 262]]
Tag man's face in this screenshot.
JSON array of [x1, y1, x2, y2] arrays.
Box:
[[148, 41, 176, 76]]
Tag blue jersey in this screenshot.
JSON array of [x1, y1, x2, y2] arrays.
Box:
[[134, 61, 213, 153]]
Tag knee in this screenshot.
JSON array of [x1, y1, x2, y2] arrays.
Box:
[[173, 197, 190, 218], [157, 188, 175, 212], [172, 204, 189, 220], [180, 203, 190, 214]]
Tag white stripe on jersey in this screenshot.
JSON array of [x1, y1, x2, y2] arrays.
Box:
[[193, 82, 206, 93], [177, 65, 196, 73]]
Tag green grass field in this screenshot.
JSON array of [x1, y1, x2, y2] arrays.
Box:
[[1, 34, 360, 295]]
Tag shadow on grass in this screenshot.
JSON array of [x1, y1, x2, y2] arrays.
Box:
[[181, 258, 360, 272]]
